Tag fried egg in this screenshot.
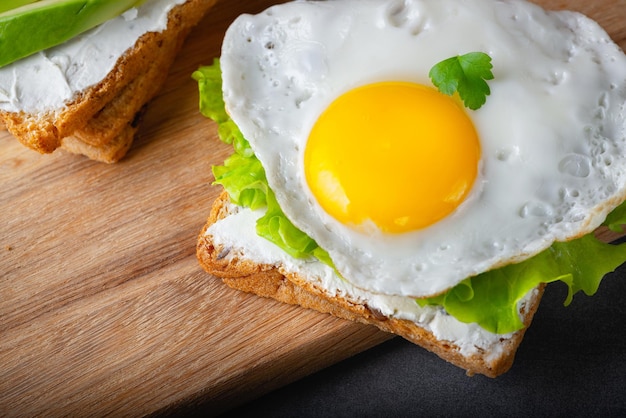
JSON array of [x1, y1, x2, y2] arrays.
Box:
[[220, 0, 626, 298]]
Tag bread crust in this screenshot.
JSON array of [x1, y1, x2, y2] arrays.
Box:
[[0, 0, 217, 162], [197, 191, 545, 378], [61, 123, 138, 164]]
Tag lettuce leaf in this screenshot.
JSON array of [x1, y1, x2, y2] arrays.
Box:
[[212, 152, 268, 210], [193, 60, 334, 267], [192, 60, 229, 123], [256, 189, 321, 259], [603, 199, 626, 233], [195, 60, 626, 334], [417, 234, 626, 334]]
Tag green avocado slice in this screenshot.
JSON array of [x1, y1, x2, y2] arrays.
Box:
[[0, 1, 40, 15], [0, 0, 147, 68]]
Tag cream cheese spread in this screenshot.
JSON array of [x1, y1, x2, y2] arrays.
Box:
[[205, 203, 536, 360], [0, 0, 186, 114]]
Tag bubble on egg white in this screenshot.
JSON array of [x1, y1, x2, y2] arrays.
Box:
[[385, 0, 427, 36], [558, 154, 592, 178], [519, 201, 554, 219]]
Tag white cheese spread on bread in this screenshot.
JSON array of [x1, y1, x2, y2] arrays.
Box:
[[0, 0, 186, 114], [205, 202, 540, 361]]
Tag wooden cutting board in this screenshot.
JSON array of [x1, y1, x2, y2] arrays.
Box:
[[1, 0, 625, 416]]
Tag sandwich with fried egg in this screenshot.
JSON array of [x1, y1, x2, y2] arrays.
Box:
[[195, 0, 626, 377], [0, 0, 217, 163]]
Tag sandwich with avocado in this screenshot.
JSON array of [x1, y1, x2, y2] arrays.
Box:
[[0, 0, 216, 163]]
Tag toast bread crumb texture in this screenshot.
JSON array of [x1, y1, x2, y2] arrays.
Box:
[[0, 0, 217, 163], [197, 191, 545, 378]]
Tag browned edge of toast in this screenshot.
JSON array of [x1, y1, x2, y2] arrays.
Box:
[[196, 191, 545, 378], [61, 0, 218, 163], [60, 122, 139, 164]]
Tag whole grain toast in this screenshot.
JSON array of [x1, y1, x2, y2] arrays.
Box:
[[0, 0, 217, 163], [197, 191, 545, 378]]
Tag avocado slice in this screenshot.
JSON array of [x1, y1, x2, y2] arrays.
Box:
[[0, 0, 148, 68], [0, 1, 40, 15]]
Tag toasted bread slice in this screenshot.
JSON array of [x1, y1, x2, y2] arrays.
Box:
[[0, 0, 216, 163], [197, 191, 545, 378], [60, 122, 139, 164]]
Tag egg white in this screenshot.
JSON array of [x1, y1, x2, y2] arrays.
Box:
[[220, 0, 626, 298]]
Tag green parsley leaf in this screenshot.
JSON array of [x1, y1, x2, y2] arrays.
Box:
[[429, 52, 494, 110]]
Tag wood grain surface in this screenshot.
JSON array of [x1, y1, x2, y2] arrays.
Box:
[[1, 0, 625, 416]]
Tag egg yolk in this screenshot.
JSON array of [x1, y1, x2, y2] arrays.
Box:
[[304, 82, 480, 233]]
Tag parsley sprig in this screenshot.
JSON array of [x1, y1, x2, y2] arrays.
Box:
[[429, 52, 494, 110]]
